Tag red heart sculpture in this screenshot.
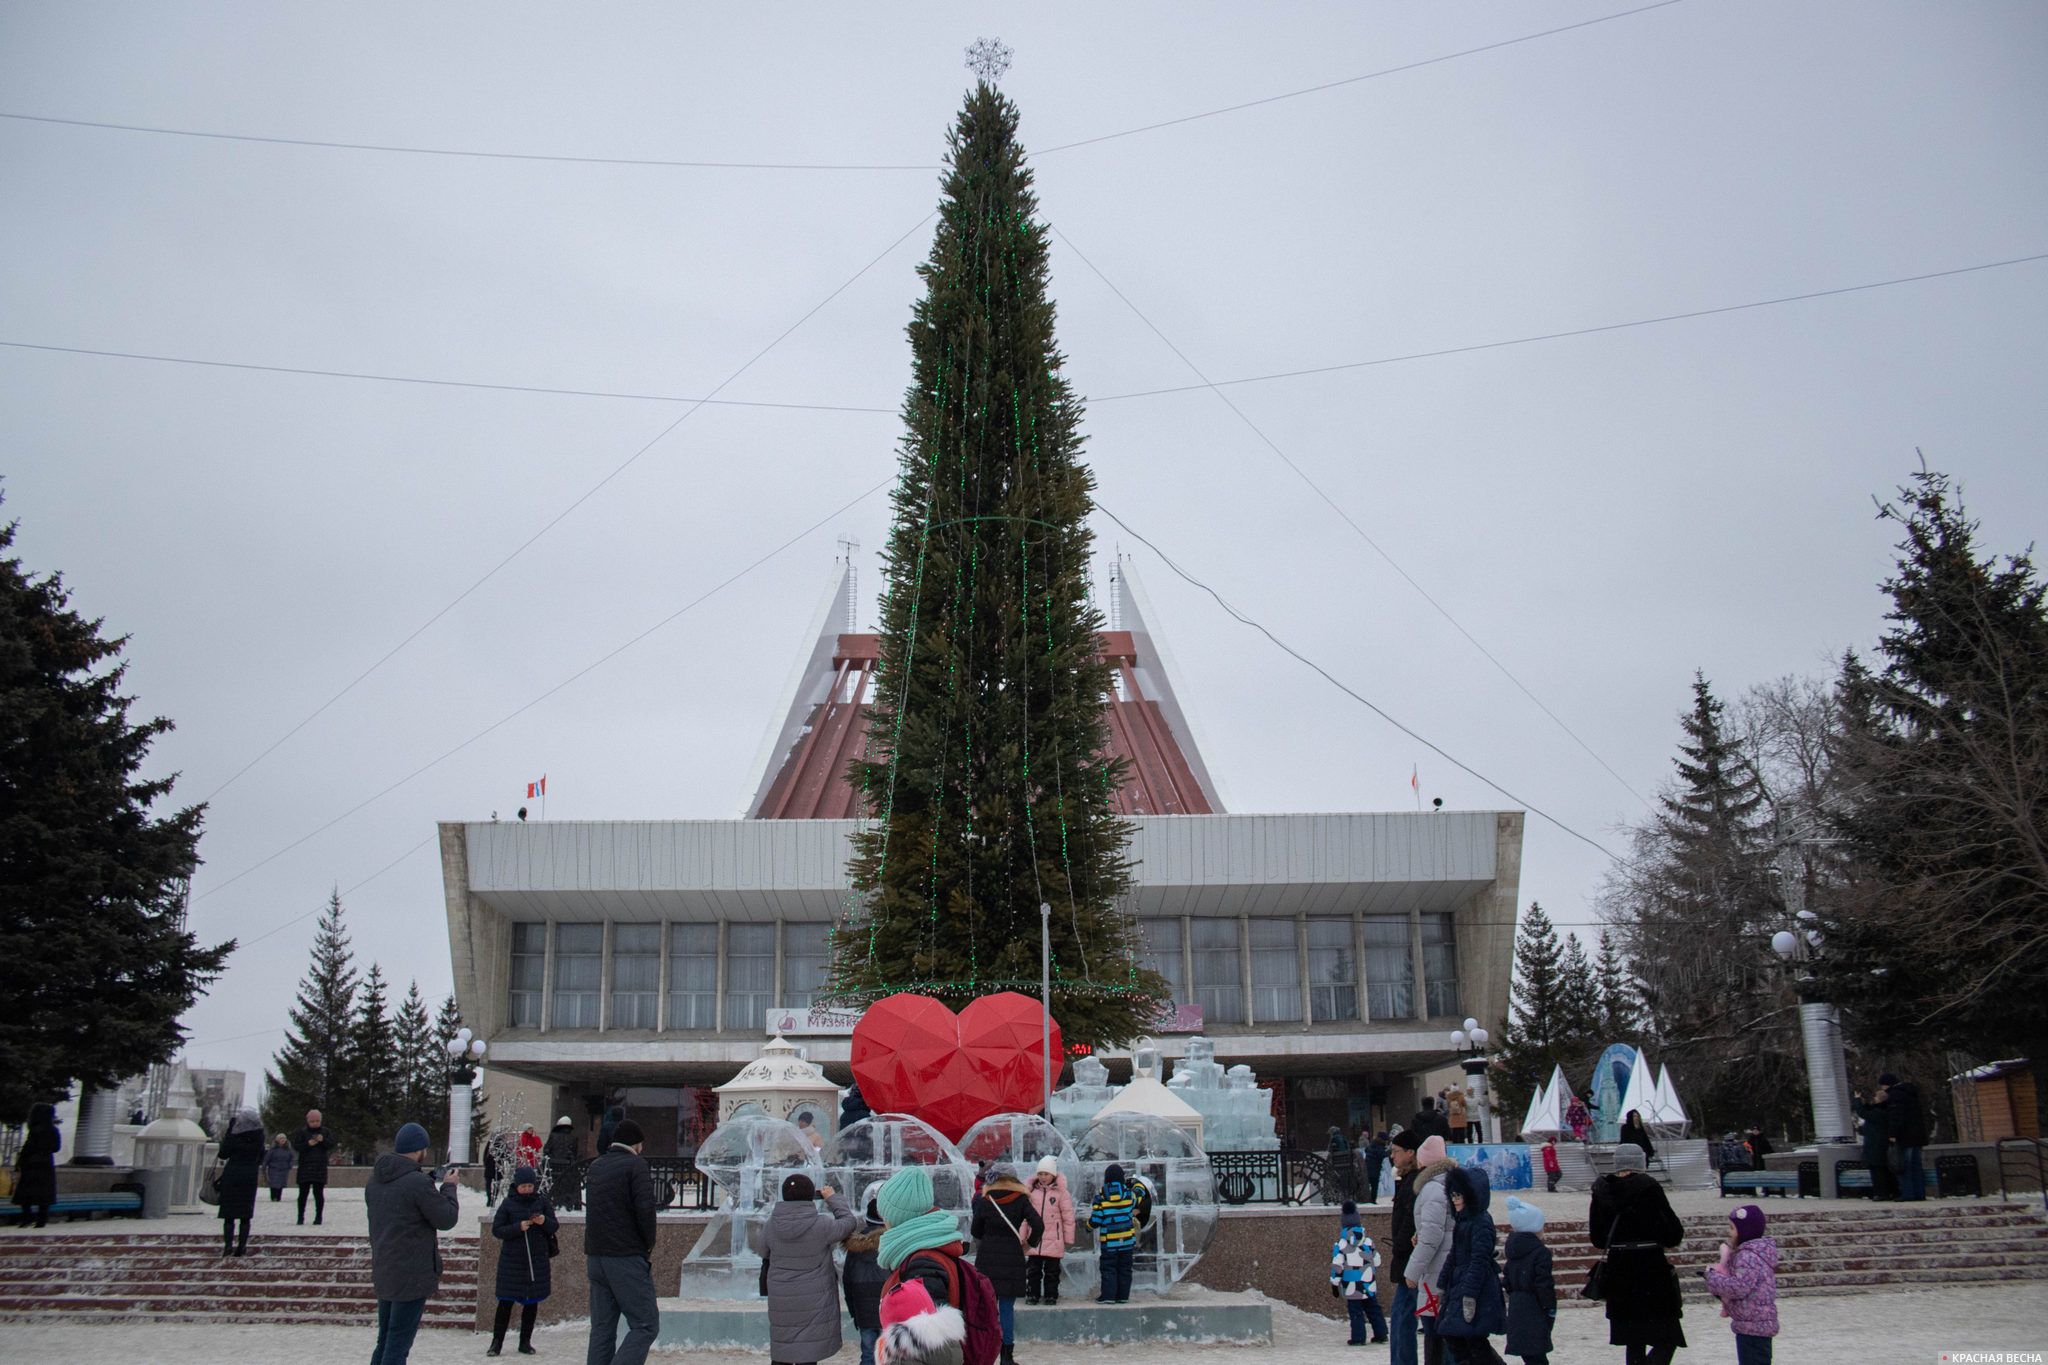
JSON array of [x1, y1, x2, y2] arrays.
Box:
[[850, 992, 1063, 1141]]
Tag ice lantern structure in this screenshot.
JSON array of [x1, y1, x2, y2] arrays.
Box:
[[1074, 1103, 1218, 1294], [713, 1035, 842, 1136], [679, 1114, 820, 1298]]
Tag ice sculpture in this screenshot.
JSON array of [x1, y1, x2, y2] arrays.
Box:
[[821, 1112, 974, 1238], [958, 1112, 1078, 1183], [1048, 1053, 1119, 1140], [679, 1115, 820, 1298], [1073, 1110, 1218, 1294]]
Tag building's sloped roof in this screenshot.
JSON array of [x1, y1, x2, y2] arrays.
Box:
[[744, 565, 1222, 820]]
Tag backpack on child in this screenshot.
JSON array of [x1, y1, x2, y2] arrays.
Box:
[[883, 1247, 1002, 1365]]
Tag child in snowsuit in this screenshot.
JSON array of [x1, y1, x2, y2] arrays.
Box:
[[1540, 1137, 1561, 1193], [1329, 1200, 1388, 1345], [1088, 1163, 1138, 1304], [876, 1278, 967, 1365], [1024, 1155, 1075, 1305], [1501, 1195, 1556, 1365], [1703, 1203, 1779, 1365]]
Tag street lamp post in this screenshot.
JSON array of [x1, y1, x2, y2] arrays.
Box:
[[1772, 913, 1853, 1142], [1449, 1017, 1495, 1144], [1039, 902, 1052, 1115], [446, 1028, 488, 1165]]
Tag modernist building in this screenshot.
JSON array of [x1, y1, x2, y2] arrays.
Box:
[[442, 567, 1522, 1154]]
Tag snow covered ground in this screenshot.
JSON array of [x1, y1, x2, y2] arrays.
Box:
[[5, 1282, 2046, 1363], [22, 1183, 494, 1239]]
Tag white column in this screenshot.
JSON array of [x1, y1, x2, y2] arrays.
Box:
[[73, 1087, 118, 1165], [1800, 1001, 1854, 1141], [448, 1082, 474, 1165]]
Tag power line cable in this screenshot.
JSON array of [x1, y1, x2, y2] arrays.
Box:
[[1055, 222, 1654, 808], [232, 835, 441, 953], [0, 340, 895, 412], [0, 4, 1685, 173], [196, 212, 932, 804], [1096, 501, 1622, 864], [1034, 0, 1687, 155], [1089, 252, 2048, 403], [192, 473, 892, 911]]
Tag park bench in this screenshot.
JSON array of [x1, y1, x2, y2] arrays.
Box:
[[0, 1189, 144, 1221], [1719, 1168, 1804, 1197]]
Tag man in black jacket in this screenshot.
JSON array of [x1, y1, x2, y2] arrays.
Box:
[[1408, 1097, 1450, 1144], [1882, 1073, 1929, 1201], [292, 1109, 331, 1225], [1385, 1130, 1424, 1365], [364, 1121, 461, 1365], [583, 1118, 658, 1365]]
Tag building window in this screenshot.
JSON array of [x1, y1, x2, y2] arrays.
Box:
[[1138, 919, 1184, 1003], [667, 924, 717, 1030], [1307, 919, 1359, 1021], [1422, 915, 1459, 1018], [1189, 918, 1244, 1025], [509, 922, 544, 1028], [1248, 919, 1302, 1023], [610, 924, 660, 1030], [725, 923, 775, 1031], [551, 923, 602, 1029], [781, 922, 828, 1009], [1363, 916, 1414, 1020]]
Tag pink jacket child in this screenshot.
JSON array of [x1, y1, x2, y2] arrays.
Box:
[[1023, 1156, 1077, 1305], [1703, 1204, 1780, 1343]]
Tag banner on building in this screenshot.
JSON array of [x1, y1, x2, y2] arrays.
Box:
[[766, 1005, 864, 1037]]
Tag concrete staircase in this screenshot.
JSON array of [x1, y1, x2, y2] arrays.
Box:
[[1541, 1200, 2048, 1302], [0, 1233, 479, 1328]]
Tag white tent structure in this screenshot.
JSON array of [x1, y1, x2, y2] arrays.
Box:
[[1615, 1048, 1658, 1135], [1647, 1063, 1690, 1135], [1091, 1045, 1206, 1147], [1519, 1065, 1571, 1137]]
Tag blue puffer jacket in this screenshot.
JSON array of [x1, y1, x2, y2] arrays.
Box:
[[1435, 1166, 1506, 1338]]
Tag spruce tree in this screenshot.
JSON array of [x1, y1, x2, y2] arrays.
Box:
[[346, 964, 398, 1150], [1491, 904, 1571, 1120], [0, 496, 231, 1121], [827, 77, 1163, 1046], [261, 890, 358, 1142], [432, 994, 465, 1148], [1821, 470, 2048, 1073], [1556, 934, 1602, 1044], [1594, 930, 1640, 1038], [392, 980, 439, 1132]]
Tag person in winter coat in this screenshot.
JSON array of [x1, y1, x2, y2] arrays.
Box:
[[758, 1172, 859, 1365], [583, 1119, 659, 1365], [1088, 1163, 1140, 1304], [1617, 1110, 1656, 1165], [1743, 1123, 1772, 1171], [970, 1164, 1043, 1363], [1406, 1135, 1459, 1365], [215, 1108, 264, 1258], [843, 1199, 890, 1365], [1435, 1166, 1506, 1365], [874, 1165, 974, 1313], [515, 1124, 544, 1169], [292, 1109, 331, 1225], [12, 1103, 61, 1228], [1588, 1145, 1686, 1365], [1501, 1196, 1555, 1365], [1882, 1073, 1928, 1201], [541, 1115, 581, 1211], [1445, 1090, 1471, 1144], [1409, 1098, 1451, 1145], [1329, 1200, 1388, 1345], [366, 1121, 461, 1365], [489, 1165, 558, 1356], [1361, 1133, 1390, 1206], [1540, 1138, 1561, 1194], [876, 1278, 967, 1365], [1386, 1130, 1425, 1365], [1853, 1085, 1896, 1200], [1702, 1204, 1778, 1365], [1565, 1096, 1591, 1143], [262, 1133, 295, 1202], [1023, 1155, 1075, 1305]]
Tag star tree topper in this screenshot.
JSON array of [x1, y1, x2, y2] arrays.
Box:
[[964, 37, 1012, 83]]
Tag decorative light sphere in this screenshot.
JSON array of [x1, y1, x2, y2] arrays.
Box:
[[1463, 1017, 1479, 1034], [469, 1039, 487, 1058], [1770, 930, 1798, 959], [1450, 1030, 1468, 1049], [1471, 1026, 1489, 1047], [456, 1027, 473, 1044], [445, 1037, 465, 1057]]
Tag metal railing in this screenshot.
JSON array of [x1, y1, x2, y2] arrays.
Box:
[[1209, 1149, 1356, 1206], [1996, 1137, 2046, 1209]]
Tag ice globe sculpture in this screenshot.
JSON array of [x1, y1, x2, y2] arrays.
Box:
[[822, 1112, 973, 1235], [1074, 1110, 1218, 1294], [958, 1112, 1079, 1187], [679, 1115, 819, 1298]]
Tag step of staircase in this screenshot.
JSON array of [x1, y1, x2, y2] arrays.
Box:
[[0, 1232, 479, 1329]]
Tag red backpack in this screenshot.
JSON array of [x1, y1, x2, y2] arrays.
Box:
[[883, 1248, 1001, 1365]]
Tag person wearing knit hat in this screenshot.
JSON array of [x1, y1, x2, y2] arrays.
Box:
[[1088, 1163, 1140, 1303], [1386, 1127, 1426, 1365], [1025, 1155, 1075, 1306], [876, 1278, 968, 1365], [762, 1169, 857, 1365], [541, 1115, 581, 1215], [1329, 1200, 1388, 1345], [488, 1164, 559, 1356], [875, 1165, 975, 1324], [1705, 1205, 1779, 1362], [1502, 1196, 1555, 1364], [1589, 1137, 1687, 1362], [1405, 1134, 1461, 1356], [581, 1109, 659, 1365], [365, 1119, 461, 1365]]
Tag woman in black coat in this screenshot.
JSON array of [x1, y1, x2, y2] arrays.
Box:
[[490, 1166, 559, 1356], [215, 1108, 265, 1257], [970, 1166, 1044, 1358], [12, 1103, 61, 1228], [1588, 1149, 1686, 1365], [1617, 1110, 1656, 1164]]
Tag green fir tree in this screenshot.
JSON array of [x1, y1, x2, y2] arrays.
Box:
[[391, 980, 440, 1133], [261, 891, 359, 1143], [1491, 904, 1575, 1121], [432, 993, 466, 1149], [1594, 930, 1640, 1039], [0, 495, 231, 1121], [345, 963, 399, 1151], [828, 78, 1163, 1047]]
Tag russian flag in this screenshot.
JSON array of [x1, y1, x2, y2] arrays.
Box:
[[527, 775, 546, 799]]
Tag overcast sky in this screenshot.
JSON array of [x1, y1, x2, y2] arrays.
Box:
[[4, 2, 2044, 1099]]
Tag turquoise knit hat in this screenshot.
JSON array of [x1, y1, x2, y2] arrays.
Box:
[[876, 1166, 936, 1225]]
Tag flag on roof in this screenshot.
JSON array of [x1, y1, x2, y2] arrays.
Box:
[[526, 775, 546, 799]]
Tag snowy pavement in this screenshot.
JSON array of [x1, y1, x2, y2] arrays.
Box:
[[18, 1183, 493, 1238], [5, 1282, 2046, 1363]]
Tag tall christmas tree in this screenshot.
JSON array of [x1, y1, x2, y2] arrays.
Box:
[[262, 890, 358, 1142], [344, 963, 398, 1151], [391, 980, 440, 1134], [828, 67, 1165, 1047]]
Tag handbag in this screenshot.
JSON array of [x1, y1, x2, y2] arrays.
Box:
[[198, 1161, 223, 1207], [1581, 1213, 1620, 1301]]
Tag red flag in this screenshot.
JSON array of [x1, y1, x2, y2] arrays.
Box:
[[526, 775, 546, 799], [1410, 765, 1418, 793]]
